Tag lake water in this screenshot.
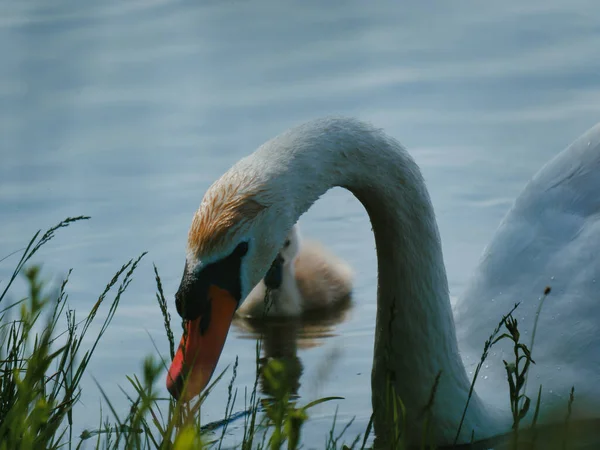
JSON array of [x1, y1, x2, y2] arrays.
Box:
[[2, 0, 600, 448]]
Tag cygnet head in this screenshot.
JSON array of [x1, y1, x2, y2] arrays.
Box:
[[278, 224, 301, 266]]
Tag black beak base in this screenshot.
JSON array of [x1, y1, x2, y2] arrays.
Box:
[[175, 242, 249, 320]]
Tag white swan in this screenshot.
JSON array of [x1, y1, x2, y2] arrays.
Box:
[[166, 117, 600, 446], [236, 224, 353, 318]]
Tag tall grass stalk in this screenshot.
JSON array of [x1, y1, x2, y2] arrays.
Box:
[[454, 302, 520, 444]]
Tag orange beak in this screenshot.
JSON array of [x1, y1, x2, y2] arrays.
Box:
[[166, 285, 237, 401]]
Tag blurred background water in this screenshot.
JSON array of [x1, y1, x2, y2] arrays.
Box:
[[2, 0, 600, 447]]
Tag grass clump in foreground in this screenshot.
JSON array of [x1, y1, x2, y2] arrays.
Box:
[[0, 216, 148, 449], [0, 217, 593, 449]]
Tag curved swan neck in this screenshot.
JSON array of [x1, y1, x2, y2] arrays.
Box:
[[254, 118, 458, 342], [236, 118, 491, 442]]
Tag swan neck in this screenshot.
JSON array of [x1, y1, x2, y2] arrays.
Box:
[[251, 118, 492, 442]]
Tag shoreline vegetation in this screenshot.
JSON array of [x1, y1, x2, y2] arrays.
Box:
[[0, 217, 593, 449]]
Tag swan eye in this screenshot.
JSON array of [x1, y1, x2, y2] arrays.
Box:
[[283, 239, 291, 248], [235, 241, 249, 256]]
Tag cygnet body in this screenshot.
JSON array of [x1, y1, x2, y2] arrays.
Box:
[[236, 225, 353, 318]]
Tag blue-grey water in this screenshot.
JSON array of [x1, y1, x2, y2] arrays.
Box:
[[2, 0, 600, 448]]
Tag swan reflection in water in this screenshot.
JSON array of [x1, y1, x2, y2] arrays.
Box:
[[232, 296, 353, 398]]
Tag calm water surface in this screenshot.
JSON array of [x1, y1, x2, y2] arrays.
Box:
[[2, 0, 600, 447]]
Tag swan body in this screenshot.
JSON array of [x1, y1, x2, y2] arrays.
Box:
[[167, 117, 600, 446], [236, 224, 353, 318]]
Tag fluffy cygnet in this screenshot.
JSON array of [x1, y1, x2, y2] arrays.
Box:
[[236, 225, 353, 318]]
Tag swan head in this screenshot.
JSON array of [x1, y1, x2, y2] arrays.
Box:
[[166, 172, 297, 401]]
